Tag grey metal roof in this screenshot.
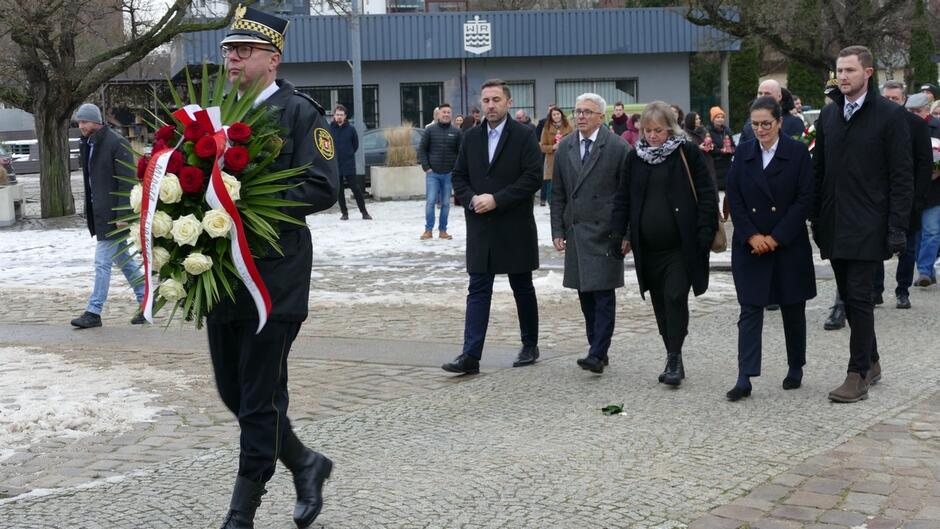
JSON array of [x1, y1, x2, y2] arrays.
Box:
[[172, 8, 738, 74]]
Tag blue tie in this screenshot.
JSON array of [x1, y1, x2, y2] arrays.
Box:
[[844, 102, 858, 121], [582, 139, 593, 162]]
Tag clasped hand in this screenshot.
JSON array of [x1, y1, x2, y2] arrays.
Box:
[[470, 194, 496, 214], [747, 234, 779, 255]]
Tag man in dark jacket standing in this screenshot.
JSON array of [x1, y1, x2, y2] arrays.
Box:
[[70, 103, 145, 329], [330, 104, 370, 220], [812, 46, 913, 403], [418, 102, 461, 239], [211, 7, 339, 528], [443, 79, 543, 375]]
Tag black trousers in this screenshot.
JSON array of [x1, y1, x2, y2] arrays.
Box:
[[644, 248, 691, 345], [873, 231, 918, 297], [207, 320, 302, 484], [578, 289, 616, 360], [462, 272, 538, 359], [830, 259, 880, 374], [338, 173, 367, 215], [737, 302, 806, 377]]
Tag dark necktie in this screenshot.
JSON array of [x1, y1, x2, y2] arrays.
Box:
[[582, 138, 593, 163]]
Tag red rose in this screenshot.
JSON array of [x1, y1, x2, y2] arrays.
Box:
[[183, 122, 206, 141], [223, 145, 249, 173], [152, 140, 169, 153], [167, 150, 184, 175], [228, 122, 252, 143], [155, 125, 176, 142], [179, 166, 206, 194], [195, 136, 217, 158], [136, 156, 150, 182]]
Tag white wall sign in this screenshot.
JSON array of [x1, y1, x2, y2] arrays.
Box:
[[463, 16, 492, 55]]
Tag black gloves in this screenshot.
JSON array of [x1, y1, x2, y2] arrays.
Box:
[[887, 227, 907, 255]]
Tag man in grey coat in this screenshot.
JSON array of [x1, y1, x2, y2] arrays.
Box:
[[70, 103, 145, 329], [551, 93, 630, 374]]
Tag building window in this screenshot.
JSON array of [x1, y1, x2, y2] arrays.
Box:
[[387, 0, 424, 12], [400, 82, 442, 127], [555, 79, 638, 115], [505, 81, 535, 121], [296, 85, 379, 129]]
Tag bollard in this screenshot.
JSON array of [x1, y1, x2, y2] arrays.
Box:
[[0, 185, 15, 227]]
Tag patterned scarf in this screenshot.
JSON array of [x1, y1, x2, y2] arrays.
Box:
[[635, 135, 686, 165]]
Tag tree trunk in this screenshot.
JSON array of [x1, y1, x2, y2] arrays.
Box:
[[34, 104, 76, 218]]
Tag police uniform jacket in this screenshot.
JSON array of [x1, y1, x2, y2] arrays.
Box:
[[209, 79, 339, 324]]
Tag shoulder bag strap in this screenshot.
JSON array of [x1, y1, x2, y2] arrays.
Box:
[[678, 147, 698, 203]]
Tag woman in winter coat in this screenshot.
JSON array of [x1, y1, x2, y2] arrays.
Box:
[[539, 106, 573, 206], [707, 106, 735, 191]]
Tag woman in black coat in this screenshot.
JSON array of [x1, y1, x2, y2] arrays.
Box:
[[724, 97, 816, 401], [610, 101, 719, 387]]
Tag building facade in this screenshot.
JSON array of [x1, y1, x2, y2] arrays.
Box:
[[172, 8, 738, 128]]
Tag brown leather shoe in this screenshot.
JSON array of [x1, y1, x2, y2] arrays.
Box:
[[439, 231, 452, 240], [868, 361, 882, 385], [420, 231, 433, 240], [828, 372, 869, 403]]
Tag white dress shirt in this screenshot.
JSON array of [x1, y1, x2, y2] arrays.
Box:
[[579, 127, 600, 160], [844, 90, 867, 120], [487, 117, 507, 163], [760, 138, 779, 169], [253, 80, 280, 107]]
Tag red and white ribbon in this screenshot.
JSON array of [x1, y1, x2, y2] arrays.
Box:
[[139, 148, 174, 324]]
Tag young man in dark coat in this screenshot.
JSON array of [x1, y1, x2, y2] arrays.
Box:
[[330, 104, 370, 220], [211, 7, 339, 528], [812, 46, 913, 404], [443, 79, 543, 375], [70, 103, 146, 329]]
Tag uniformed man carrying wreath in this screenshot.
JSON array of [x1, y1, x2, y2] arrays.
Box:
[[209, 6, 339, 528]]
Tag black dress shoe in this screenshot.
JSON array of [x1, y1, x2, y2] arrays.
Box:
[[896, 294, 911, 309], [442, 354, 480, 375], [70, 311, 102, 329], [576, 355, 604, 373], [512, 345, 539, 367], [824, 304, 845, 330], [782, 376, 802, 390], [661, 352, 682, 386], [726, 385, 752, 401], [361, 212, 372, 220]]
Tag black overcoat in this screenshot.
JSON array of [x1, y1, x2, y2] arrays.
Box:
[[811, 90, 913, 261], [80, 126, 134, 240], [610, 142, 718, 298], [903, 110, 935, 232], [452, 117, 543, 274], [726, 136, 816, 307], [209, 79, 339, 324]]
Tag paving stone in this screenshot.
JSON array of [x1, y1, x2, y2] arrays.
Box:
[[785, 491, 840, 510], [711, 504, 764, 523], [802, 477, 850, 496], [751, 518, 804, 529], [771, 505, 823, 522], [867, 518, 903, 529], [687, 515, 746, 529]]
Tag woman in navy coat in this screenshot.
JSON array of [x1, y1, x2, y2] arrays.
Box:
[[724, 96, 816, 401]]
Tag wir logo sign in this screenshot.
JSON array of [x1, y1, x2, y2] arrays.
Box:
[[463, 15, 492, 55]]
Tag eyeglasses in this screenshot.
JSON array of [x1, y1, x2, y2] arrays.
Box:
[[574, 109, 599, 117], [220, 44, 277, 60], [750, 120, 777, 130]]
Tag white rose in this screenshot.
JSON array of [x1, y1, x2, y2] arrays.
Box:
[[170, 214, 203, 247], [220, 171, 241, 201], [158, 277, 186, 302], [202, 209, 232, 239], [152, 210, 173, 239], [127, 223, 142, 251], [182, 252, 213, 276], [129, 184, 143, 214], [159, 174, 183, 204], [152, 246, 170, 272]]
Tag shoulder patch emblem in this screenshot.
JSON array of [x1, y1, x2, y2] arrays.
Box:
[[315, 128, 335, 160]]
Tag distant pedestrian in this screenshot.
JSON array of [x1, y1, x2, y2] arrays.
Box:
[[461, 106, 481, 132], [538, 106, 573, 207], [443, 79, 543, 375], [670, 104, 685, 125], [931, 101, 940, 121], [707, 106, 735, 191], [739, 80, 805, 143], [454, 114, 465, 129], [723, 96, 816, 402], [70, 103, 145, 329], [683, 111, 716, 182], [619, 113, 641, 148], [535, 103, 555, 141], [900, 91, 940, 288], [610, 101, 718, 388], [920, 83, 938, 106], [417, 103, 461, 240], [515, 109, 538, 139], [551, 93, 629, 374], [609, 101, 630, 136], [331, 104, 371, 220]]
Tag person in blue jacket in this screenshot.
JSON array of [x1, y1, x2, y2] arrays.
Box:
[[330, 104, 371, 220]]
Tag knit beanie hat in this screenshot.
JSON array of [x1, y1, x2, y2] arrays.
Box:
[[709, 106, 725, 122], [74, 103, 103, 124]]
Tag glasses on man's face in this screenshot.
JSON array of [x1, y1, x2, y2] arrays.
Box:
[[574, 109, 598, 118], [220, 44, 276, 60], [750, 120, 777, 130]]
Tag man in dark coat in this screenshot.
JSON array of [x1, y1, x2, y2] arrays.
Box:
[[812, 46, 913, 404], [330, 104, 370, 220], [210, 7, 339, 528], [443, 79, 543, 375], [70, 103, 146, 329], [874, 86, 934, 309], [551, 93, 629, 374], [739, 80, 805, 143]]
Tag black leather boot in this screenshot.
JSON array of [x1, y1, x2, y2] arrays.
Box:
[[280, 431, 333, 528], [219, 476, 266, 529], [661, 352, 682, 387]]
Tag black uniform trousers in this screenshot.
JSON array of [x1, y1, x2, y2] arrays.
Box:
[[207, 319, 301, 484], [578, 289, 616, 361], [736, 302, 806, 377], [644, 247, 691, 351], [462, 272, 538, 359], [830, 259, 880, 375], [337, 173, 367, 215]]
